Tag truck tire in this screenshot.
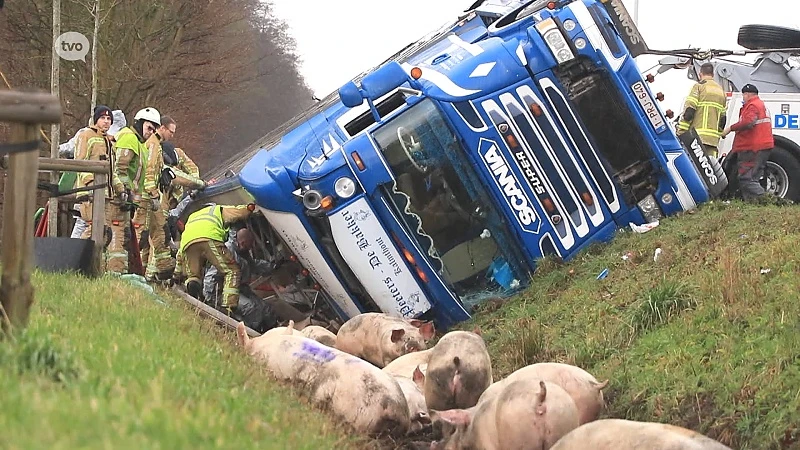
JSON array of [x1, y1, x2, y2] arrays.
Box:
[[763, 145, 800, 201], [738, 24, 800, 51]]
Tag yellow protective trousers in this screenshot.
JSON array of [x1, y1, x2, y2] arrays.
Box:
[[181, 240, 240, 308]]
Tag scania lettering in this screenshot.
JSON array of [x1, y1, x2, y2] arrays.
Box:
[[197, 0, 721, 330]]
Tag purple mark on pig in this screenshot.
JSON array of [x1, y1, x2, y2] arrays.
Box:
[[293, 341, 336, 364]]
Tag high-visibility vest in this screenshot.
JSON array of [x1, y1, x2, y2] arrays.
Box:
[[179, 204, 227, 252], [677, 79, 727, 146], [114, 127, 148, 193]]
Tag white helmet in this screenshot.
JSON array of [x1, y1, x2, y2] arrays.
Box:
[[134, 107, 161, 126]]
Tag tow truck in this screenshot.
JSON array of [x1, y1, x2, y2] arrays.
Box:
[[656, 24, 800, 200]]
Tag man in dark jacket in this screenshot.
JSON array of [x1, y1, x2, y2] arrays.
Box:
[[722, 84, 773, 202]]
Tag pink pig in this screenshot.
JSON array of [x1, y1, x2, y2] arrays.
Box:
[[431, 378, 580, 450], [480, 362, 608, 425], [237, 322, 410, 436], [550, 419, 733, 450], [336, 312, 435, 367]]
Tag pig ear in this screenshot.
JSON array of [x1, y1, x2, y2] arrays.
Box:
[[391, 328, 406, 343], [286, 320, 295, 334], [472, 326, 482, 336], [430, 409, 472, 426], [419, 321, 436, 340], [413, 365, 425, 387], [408, 319, 424, 328]]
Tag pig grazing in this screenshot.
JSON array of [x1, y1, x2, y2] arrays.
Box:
[[236, 322, 410, 437], [432, 378, 580, 450], [480, 362, 607, 425], [425, 330, 493, 410], [550, 419, 733, 450], [299, 325, 337, 347], [383, 348, 433, 379], [335, 312, 435, 368]]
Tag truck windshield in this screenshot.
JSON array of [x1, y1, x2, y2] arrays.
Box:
[[373, 99, 523, 301]]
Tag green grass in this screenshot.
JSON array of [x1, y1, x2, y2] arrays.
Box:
[[0, 272, 359, 450], [467, 200, 800, 449]]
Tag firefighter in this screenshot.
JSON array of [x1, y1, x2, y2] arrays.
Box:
[[144, 140, 206, 281], [721, 84, 774, 202], [178, 203, 255, 315], [161, 141, 202, 210], [109, 107, 160, 274], [140, 116, 179, 282], [73, 105, 114, 240], [677, 63, 727, 158]]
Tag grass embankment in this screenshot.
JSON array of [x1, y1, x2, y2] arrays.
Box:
[[467, 200, 800, 449], [0, 272, 358, 449]]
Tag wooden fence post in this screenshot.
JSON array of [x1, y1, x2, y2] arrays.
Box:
[[0, 91, 61, 334]]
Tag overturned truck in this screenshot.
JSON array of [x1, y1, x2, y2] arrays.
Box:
[[181, 0, 725, 331]]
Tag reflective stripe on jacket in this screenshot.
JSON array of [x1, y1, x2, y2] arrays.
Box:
[[179, 205, 227, 253], [113, 127, 148, 193], [730, 96, 774, 152], [677, 79, 727, 146]]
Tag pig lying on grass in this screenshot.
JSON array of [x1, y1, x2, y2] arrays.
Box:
[[237, 322, 410, 437], [425, 330, 493, 410], [393, 367, 431, 434], [336, 313, 435, 368], [431, 378, 579, 450], [549, 419, 733, 450], [299, 325, 337, 347], [480, 362, 607, 424], [383, 348, 433, 379]]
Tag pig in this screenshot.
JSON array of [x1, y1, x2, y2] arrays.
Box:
[[258, 320, 302, 339], [236, 321, 410, 437], [431, 378, 580, 450], [393, 366, 431, 434], [335, 312, 435, 368], [383, 348, 433, 379], [424, 330, 493, 411], [549, 419, 733, 450], [479, 362, 607, 425], [299, 325, 337, 347]]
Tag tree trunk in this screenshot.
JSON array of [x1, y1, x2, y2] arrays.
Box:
[[48, 0, 61, 237], [89, 0, 101, 118]]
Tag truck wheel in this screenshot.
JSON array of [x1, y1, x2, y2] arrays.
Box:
[[738, 24, 800, 50], [763, 146, 800, 201]]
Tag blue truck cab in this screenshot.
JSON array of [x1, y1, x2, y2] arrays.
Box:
[[207, 0, 724, 330]]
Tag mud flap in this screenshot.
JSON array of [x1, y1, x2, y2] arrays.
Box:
[[678, 129, 728, 198]]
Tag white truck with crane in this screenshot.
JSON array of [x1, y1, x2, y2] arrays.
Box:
[[657, 24, 800, 201]]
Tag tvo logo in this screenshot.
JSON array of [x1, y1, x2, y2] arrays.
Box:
[[55, 32, 90, 62]]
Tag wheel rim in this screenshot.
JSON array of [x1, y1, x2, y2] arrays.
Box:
[[762, 161, 789, 198]]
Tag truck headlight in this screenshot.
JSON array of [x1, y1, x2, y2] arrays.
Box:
[[535, 18, 575, 64], [637, 194, 663, 223], [334, 177, 356, 198]]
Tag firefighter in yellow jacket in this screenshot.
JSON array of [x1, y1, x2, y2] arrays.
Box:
[[146, 140, 206, 281], [140, 116, 176, 281], [161, 142, 202, 209], [178, 203, 254, 314], [73, 105, 114, 240], [676, 63, 727, 158], [109, 107, 160, 274]]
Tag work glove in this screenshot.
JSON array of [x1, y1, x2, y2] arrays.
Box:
[[118, 188, 132, 204]]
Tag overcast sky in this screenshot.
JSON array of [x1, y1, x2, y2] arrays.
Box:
[[271, 0, 800, 113]]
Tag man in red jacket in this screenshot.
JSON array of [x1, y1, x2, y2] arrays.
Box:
[[721, 84, 773, 202]]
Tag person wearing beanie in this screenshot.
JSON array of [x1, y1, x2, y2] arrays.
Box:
[[721, 84, 775, 202], [72, 104, 115, 241]]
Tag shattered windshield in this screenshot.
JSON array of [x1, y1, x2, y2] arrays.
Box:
[[373, 99, 527, 304]]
